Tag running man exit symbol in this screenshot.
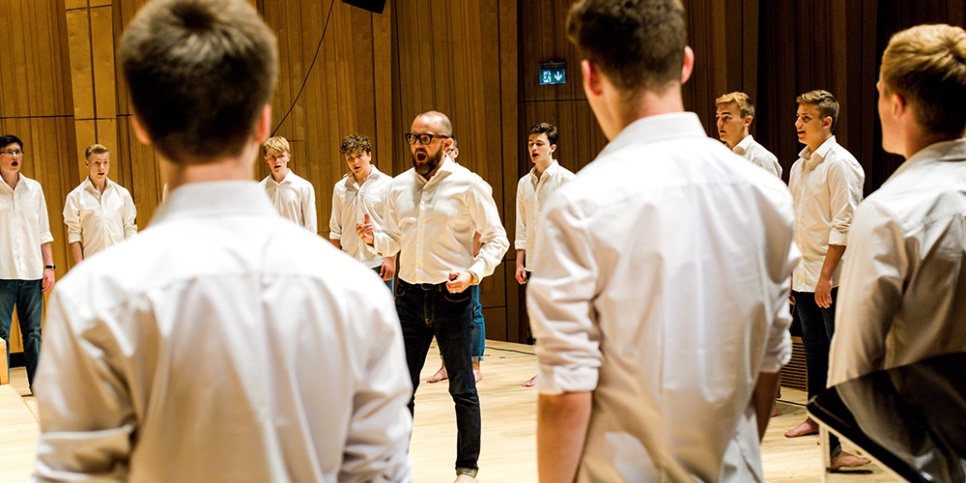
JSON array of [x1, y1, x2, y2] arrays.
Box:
[[538, 62, 566, 85]]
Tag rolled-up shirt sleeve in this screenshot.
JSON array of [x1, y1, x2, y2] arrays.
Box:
[[527, 196, 602, 395], [62, 193, 83, 245], [514, 178, 528, 251], [466, 181, 509, 279], [826, 158, 863, 246], [122, 190, 138, 239]]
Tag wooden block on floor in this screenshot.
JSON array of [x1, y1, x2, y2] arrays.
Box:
[[0, 339, 8, 385]]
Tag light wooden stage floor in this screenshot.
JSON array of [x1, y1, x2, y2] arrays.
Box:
[[5, 342, 897, 481]]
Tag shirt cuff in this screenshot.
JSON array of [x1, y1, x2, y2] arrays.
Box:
[[536, 364, 599, 395], [828, 230, 849, 246], [67, 233, 82, 244], [514, 240, 526, 250]]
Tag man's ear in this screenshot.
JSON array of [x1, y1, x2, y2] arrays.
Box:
[[131, 113, 151, 146], [582, 59, 604, 98], [743, 116, 753, 128], [254, 104, 272, 143], [681, 46, 694, 84]]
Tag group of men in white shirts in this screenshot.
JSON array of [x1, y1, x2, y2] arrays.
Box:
[[10, 0, 965, 481]]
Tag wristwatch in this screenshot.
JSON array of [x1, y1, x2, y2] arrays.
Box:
[[45, 264, 56, 270]]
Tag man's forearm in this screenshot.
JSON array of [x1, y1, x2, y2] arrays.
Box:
[[537, 392, 591, 482], [69, 242, 84, 265], [752, 372, 781, 440], [819, 244, 846, 282]]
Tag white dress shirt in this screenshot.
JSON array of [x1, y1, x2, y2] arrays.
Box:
[[528, 113, 799, 482], [33, 181, 413, 482], [788, 136, 865, 292], [330, 167, 393, 269], [0, 174, 53, 280], [259, 170, 318, 233], [734, 135, 782, 178], [828, 138, 966, 386], [515, 160, 575, 268], [63, 177, 137, 258], [372, 157, 509, 284]]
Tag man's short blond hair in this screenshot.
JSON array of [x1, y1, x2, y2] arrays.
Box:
[[262, 136, 290, 156], [881, 24, 966, 136], [715, 92, 755, 119], [796, 89, 839, 132], [85, 144, 110, 160]]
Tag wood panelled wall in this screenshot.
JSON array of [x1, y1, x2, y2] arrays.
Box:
[[3, 0, 966, 351]]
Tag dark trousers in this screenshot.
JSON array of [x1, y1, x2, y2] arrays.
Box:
[[794, 287, 842, 454], [395, 279, 480, 472], [0, 279, 43, 386]]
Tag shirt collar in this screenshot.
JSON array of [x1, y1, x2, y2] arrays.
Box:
[[344, 165, 383, 189], [889, 138, 966, 181], [416, 155, 456, 187], [799, 135, 838, 171], [0, 173, 23, 194], [733, 135, 755, 155], [529, 159, 560, 180], [83, 176, 114, 194], [152, 181, 277, 226], [267, 170, 293, 186], [600, 112, 708, 157]]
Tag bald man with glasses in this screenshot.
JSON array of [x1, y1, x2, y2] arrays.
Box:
[[358, 111, 509, 483]]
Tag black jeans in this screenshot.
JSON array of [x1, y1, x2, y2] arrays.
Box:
[[395, 279, 480, 472], [794, 287, 842, 454]]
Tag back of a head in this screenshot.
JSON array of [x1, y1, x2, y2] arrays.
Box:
[[566, 0, 686, 93], [119, 0, 278, 164], [881, 24, 966, 137]]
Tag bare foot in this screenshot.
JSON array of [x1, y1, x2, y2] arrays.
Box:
[[454, 474, 478, 483], [522, 375, 536, 388], [784, 418, 819, 438], [770, 400, 779, 417], [473, 361, 482, 383], [427, 365, 448, 383], [830, 451, 871, 470]]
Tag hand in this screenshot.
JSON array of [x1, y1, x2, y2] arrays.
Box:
[[355, 213, 374, 245], [446, 271, 472, 294], [42, 268, 56, 293], [380, 257, 396, 281], [814, 277, 833, 309], [515, 265, 528, 285]]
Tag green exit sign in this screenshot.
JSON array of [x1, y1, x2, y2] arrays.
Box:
[[539, 62, 566, 85]]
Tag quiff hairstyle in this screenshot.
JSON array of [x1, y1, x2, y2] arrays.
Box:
[[262, 136, 291, 156], [881, 24, 966, 136], [528, 122, 559, 147], [339, 134, 372, 157], [85, 144, 110, 160], [715, 92, 756, 119], [796, 89, 840, 132], [118, 0, 278, 164], [566, 0, 686, 93]]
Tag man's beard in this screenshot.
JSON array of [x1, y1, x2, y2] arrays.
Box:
[[412, 146, 444, 176]]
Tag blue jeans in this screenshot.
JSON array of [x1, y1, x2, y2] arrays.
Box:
[[794, 287, 842, 453], [371, 266, 394, 292], [0, 279, 43, 386], [395, 279, 480, 472], [470, 285, 485, 361]]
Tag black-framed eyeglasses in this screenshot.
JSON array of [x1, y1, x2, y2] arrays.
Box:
[[404, 133, 449, 145], [1, 149, 23, 156]]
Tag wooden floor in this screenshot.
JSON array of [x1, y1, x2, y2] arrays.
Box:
[[4, 342, 897, 481]]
